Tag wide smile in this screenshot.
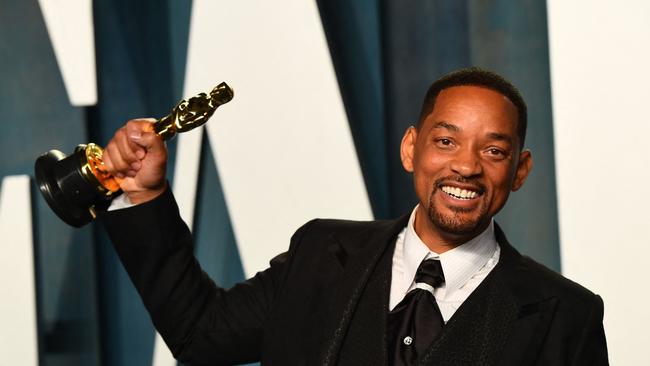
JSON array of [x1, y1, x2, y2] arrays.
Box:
[[440, 185, 480, 201]]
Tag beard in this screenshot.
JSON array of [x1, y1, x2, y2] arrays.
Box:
[[426, 183, 490, 236]]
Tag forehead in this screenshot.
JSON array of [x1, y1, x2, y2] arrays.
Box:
[[424, 85, 519, 135]]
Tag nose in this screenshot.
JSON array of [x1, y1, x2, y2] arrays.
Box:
[[449, 147, 483, 178]]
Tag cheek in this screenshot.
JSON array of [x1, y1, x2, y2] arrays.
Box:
[[412, 158, 446, 198], [485, 166, 516, 203], [414, 151, 448, 175], [412, 172, 431, 199]]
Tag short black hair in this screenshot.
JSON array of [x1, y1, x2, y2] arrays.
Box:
[[417, 67, 527, 149]]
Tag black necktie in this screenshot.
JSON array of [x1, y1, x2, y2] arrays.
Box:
[[388, 258, 446, 366]]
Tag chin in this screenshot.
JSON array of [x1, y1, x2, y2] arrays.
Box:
[[427, 202, 490, 237], [431, 212, 483, 236]]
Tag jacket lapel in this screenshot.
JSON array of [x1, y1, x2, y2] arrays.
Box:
[[491, 225, 559, 366], [319, 215, 409, 366], [420, 224, 559, 366]]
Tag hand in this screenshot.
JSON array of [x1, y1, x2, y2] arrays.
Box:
[[103, 118, 168, 204]]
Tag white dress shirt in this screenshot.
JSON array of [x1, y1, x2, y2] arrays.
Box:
[[108, 192, 133, 211], [389, 206, 500, 322]]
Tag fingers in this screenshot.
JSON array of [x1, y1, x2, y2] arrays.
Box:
[[127, 119, 164, 153], [130, 130, 163, 153], [125, 121, 148, 160], [104, 133, 133, 178], [102, 148, 117, 177], [117, 131, 141, 177], [104, 118, 158, 178]]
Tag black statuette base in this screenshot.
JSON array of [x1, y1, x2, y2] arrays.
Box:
[[35, 147, 114, 227]]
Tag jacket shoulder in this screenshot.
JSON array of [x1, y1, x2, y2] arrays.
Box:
[[515, 255, 600, 306], [286, 216, 408, 256], [306, 217, 401, 234]]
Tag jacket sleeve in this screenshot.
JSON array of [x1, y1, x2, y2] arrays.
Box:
[[99, 187, 310, 365], [571, 294, 609, 366]]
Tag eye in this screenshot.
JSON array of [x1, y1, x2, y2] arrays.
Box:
[[435, 138, 455, 148], [485, 147, 508, 160]]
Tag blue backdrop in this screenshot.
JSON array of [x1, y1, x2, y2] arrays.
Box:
[[0, 1, 559, 364]]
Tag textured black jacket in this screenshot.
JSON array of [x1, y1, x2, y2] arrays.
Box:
[[101, 188, 608, 365]]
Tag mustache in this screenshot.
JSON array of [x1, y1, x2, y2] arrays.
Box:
[[433, 175, 487, 194]]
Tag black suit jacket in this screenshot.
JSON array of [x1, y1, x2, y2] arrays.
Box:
[[100, 188, 608, 365]]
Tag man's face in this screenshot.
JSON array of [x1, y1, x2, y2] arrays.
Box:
[[401, 85, 532, 241]]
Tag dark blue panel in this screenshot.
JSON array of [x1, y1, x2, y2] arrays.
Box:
[[0, 0, 101, 365], [317, 0, 390, 218], [381, 0, 472, 215], [468, 0, 560, 270], [165, 0, 194, 180], [194, 135, 246, 288], [0, 1, 87, 175]]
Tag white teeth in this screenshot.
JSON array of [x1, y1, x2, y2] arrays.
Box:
[[441, 186, 479, 200]]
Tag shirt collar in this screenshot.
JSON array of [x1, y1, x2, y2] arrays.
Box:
[[403, 205, 498, 295]]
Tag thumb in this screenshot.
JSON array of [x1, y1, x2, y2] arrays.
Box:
[[125, 118, 157, 158], [130, 131, 164, 153]]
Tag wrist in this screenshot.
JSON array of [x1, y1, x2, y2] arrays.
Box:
[[125, 182, 167, 205]]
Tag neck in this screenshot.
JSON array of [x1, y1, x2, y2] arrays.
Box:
[[413, 206, 488, 253]]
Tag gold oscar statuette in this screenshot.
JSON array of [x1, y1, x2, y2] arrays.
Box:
[[35, 82, 234, 227]]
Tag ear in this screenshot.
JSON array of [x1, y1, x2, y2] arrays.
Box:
[[400, 126, 417, 173], [512, 149, 533, 192]]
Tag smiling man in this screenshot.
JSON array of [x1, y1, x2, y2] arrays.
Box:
[[402, 78, 531, 251], [100, 67, 608, 365]]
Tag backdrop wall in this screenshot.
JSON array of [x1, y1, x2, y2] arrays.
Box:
[[0, 0, 646, 364], [547, 1, 650, 364]]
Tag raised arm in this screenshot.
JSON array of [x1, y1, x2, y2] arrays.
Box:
[[99, 120, 289, 364]]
